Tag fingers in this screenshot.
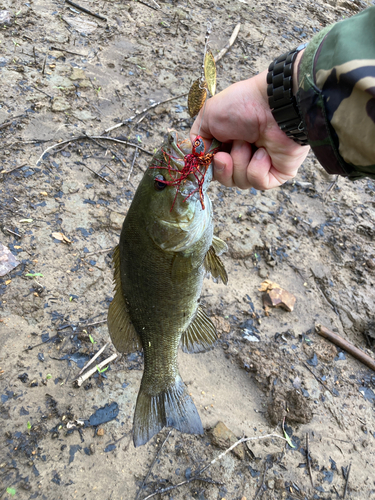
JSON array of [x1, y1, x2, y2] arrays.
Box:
[[213, 145, 300, 191]]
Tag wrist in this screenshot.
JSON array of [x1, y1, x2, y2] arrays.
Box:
[[266, 44, 308, 146], [292, 49, 305, 95]]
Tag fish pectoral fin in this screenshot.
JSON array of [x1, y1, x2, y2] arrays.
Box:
[[204, 245, 228, 285], [133, 375, 203, 447], [181, 306, 217, 354], [107, 245, 142, 353], [212, 235, 228, 255]]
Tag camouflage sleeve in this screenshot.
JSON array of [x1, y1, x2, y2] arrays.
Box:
[[296, 6, 375, 181]]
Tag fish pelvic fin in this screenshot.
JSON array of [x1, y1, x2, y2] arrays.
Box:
[[133, 375, 203, 447], [204, 244, 228, 285], [212, 235, 228, 255], [181, 306, 217, 354], [107, 245, 142, 353]]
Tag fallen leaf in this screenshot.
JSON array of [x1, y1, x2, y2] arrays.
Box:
[[52, 232, 72, 244], [259, 279, 282, 292]]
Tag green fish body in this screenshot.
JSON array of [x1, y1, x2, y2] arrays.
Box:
[[107, 132, 227, 447]]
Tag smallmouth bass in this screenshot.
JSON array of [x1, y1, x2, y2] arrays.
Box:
[[107, 132, 228, 447]]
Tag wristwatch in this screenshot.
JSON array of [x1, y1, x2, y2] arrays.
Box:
[[267, 43, 308, 146]]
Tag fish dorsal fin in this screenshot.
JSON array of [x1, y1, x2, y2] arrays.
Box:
[[204, 245, 228, 285], [181, 306, 217, 354], [107, 245, 142, 353], [212, 235, 228, 255]]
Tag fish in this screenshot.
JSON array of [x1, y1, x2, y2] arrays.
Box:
[[107, 131, 228, 447]]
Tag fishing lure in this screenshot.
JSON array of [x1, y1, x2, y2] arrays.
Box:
[[151, 135, 219, 211]]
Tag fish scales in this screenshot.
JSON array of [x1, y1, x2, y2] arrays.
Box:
[[108, 132, 228, 447]]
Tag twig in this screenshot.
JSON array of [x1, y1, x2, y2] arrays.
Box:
[[1, 163, 27, 175], [42, 52, 47, 74], [104, 92, 188, 133], [36, 135, 152, 166], [135, 430, 172, 500], [3, 227, 22, 238], [136, 0, 160, 11], [75, 353, 118, 386], [142, 477, 223, 500], [83, 247, 113, 257], [65, 0, 107, 21], [141, 433, 287, 500], [84, 133, 127, 171], [81, 162, 113, 184], [254, 461, 270, 500], [76, 342, 109, 377], [50, 45, 88, 57], [306, 433, 314, 489], [30, 84, 53, 99], [316, 324, 375, 372], [214, 23, 241, 63], [127, 147, 138, 181], [302, 362, 336, 397], [343, 462, 351, 499], [196, 433, 288, 477]]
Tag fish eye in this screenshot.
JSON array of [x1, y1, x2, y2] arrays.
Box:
[[154, 174, 167, 191]]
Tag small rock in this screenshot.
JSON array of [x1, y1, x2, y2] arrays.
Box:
[[258, 267, 268, 279], [89, 443, 95, 454], [70, 68, 87, 80], [97, 428, 105, 436], [209, 421, 245, 460], [267, 479, 275, 490], [229, 228, 263, 259], [362, 439, 369, 448], [52, 97, 71, 112]]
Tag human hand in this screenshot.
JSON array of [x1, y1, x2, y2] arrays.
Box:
[[189, 68, 310, 190]]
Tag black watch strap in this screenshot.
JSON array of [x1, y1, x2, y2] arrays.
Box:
[[267, 43, 308, 146]]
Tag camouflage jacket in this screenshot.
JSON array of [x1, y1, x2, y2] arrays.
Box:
[[296, 6, 375, 180]]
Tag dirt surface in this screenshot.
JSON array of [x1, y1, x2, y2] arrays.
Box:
[[1, 0, 375, 499]]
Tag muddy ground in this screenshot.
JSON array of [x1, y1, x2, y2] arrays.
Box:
[[1, 0, 375, 498]]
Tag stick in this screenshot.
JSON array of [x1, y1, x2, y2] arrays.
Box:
[[104, 92, 188, 133], [142, 478, 223, 500], [136, 0, 160, 11], [1, 163, 27, 175], [84, 133, 127, 171], [343, 462, 351, 499], [135, 430, 172, 500], [81, 162, 113, 184], [83, 247, 113, 257], [302, 362, 336, 397], [65, 0, 107, 21], [306, 433, 314, 489], [30, 84, 53, 99], [36, 135, 152, 166], [316, 324, 375, 372], [214, 23, 241, 63], [127, 146, 138, 181], [254, 461, 270, 500], [75, 353, 118, 386], [50, 45, 88, 57], [76, 342, 109, 376]]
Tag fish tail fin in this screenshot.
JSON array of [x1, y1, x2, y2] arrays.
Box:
[[133, 376, 203, 447]]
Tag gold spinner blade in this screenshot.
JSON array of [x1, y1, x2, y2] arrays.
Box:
[[188, 78, 207, 118], [204, 48, 216, 97]]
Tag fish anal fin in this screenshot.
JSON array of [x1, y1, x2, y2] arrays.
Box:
[[204, 245, 228, 285], [107, 245, 142, 353], [181, 306, 217, 354], [133, 376, 203, 447]]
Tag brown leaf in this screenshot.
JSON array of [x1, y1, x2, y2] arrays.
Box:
[[52, 232, 72, 244], [258, 279, 281, 292]]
